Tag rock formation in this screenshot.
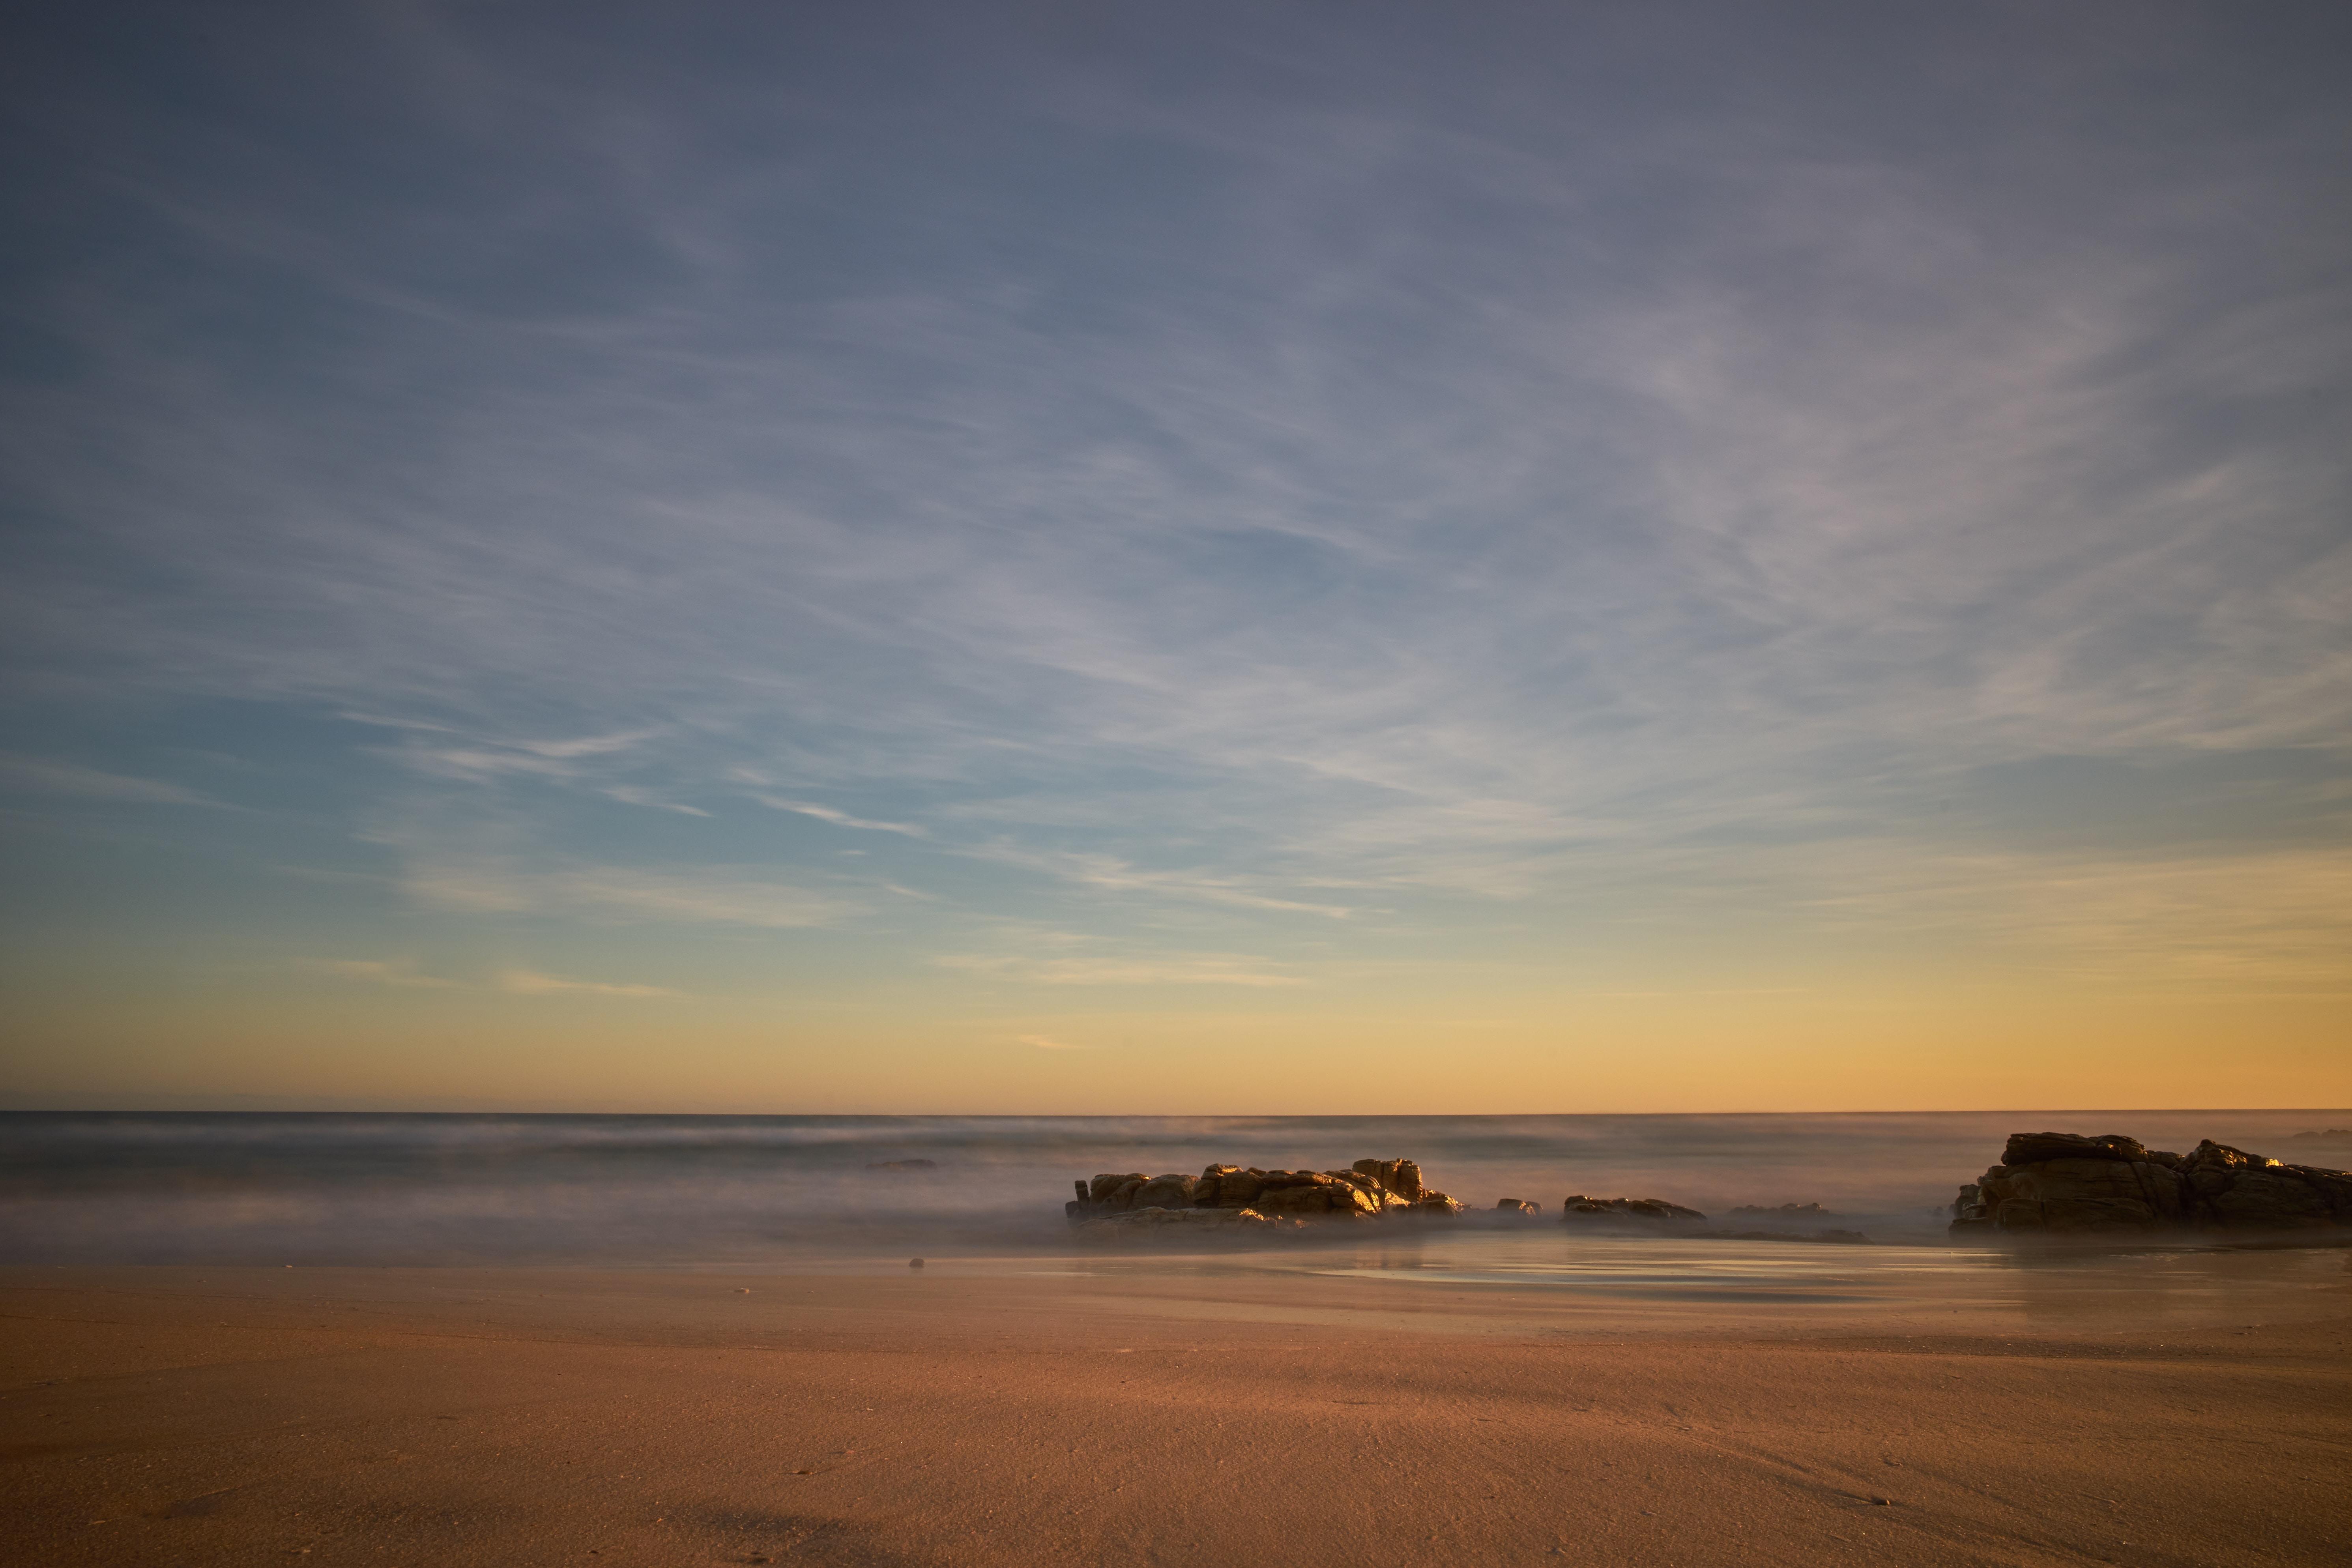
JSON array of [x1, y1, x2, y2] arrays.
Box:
[[1552, 1194, 1874, 1242], [1950, 1132, 2352, 1236], [1067, 1157, 1464, 1238], [1061, 1162, 1881, 1244], [1560, 1196, 1707, 1231]]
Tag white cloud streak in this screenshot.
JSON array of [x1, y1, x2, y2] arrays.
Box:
[[755, 797, 928, 836]]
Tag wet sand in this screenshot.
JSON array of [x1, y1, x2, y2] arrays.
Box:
[[4, 1262, 2348, 1567]]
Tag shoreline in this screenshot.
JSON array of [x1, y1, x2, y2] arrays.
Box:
[[5, 1263, 2348, 1566]]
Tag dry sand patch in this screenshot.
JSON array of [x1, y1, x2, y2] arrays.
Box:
[[2, 1266, 2346, 1567]]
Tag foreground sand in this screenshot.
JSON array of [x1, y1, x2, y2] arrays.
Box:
[[3, 1262, 2347, 1567]]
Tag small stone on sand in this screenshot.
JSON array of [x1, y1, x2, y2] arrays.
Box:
[[909, 1257, 924, 1269]]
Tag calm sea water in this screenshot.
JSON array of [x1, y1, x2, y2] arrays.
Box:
[[5, 1109, 2345, 1267]]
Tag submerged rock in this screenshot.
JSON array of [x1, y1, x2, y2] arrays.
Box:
[[1071, 1205, 1304, 1243], [1561, 1196, 1708, 1231], [1998, 1132, 2166, 1168], [1950, 1134, 2352, 1236]]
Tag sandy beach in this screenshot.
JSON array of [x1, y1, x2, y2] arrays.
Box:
[[5, 1260, 2347, 1568]]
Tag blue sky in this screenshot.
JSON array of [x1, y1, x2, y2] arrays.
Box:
[[3, 3, 2347, 1110]]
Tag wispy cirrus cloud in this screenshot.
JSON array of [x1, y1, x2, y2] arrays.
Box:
[[305, 958, 460, 989], [960, 843, 1358, 919], [604, 785, 710, 817], [497, 969, 673, 999], [0, 754, 232, 808], [382, 728, 661, 784], [305, 958, 674, 996], [1, 2, 2344, 1019], [937, 949, 1305, 988], [754, 797, 928, 837], [402, 862, 854, 929], [1785, 843, 2352, 988]]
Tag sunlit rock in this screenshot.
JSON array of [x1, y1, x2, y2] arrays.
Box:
[[1355, 1158, 1425, 1201], [1065, 1156, 1462, 1229]]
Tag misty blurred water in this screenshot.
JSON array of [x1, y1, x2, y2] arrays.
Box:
[[6, 1110, 2346, 1269]]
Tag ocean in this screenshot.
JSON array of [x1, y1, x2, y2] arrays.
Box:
[[6, 1108, 2345, 1268]]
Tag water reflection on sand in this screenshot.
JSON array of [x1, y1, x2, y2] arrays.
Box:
[[992, 1231, 2352, 1337]]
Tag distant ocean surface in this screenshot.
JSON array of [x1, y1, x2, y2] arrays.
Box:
[[6, 1110, 2346, 1267]]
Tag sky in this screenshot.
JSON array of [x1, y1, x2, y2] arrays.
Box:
[[2, 2, 2347, 1113]]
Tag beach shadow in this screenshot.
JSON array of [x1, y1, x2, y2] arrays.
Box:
[[154, 1484, 251, 1518], [676, 1507, 941, 1567]]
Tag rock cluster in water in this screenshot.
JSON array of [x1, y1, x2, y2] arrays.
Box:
[[1561, 1195, 1707, 1230], [1065, 1162, 1876, 1244], [1559, 1195, 1864, 1243], [1068, 1158, 1465, 1238], [1731, 1202, 1836, 1220], [1950, 1132, 2352, 1236]]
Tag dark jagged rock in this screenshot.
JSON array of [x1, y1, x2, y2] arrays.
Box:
[[1090, 1172, 1148, 1206], [1255, 1182, 1335, 1216], [1495, 1198, 1544, 1216], [1999, 1132, 2178, 1169], [1132, 1173, 1196, 1210], [1951, 1134, 2352, 1236], [1196, 1165, 1261, 1209], [1561, 1196, 1707, 1231]]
